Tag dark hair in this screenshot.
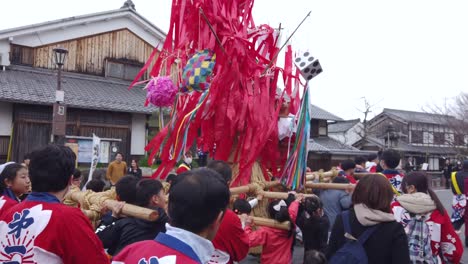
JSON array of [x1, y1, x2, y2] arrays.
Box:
[[463, 160, 468, 171], [332, 176, 350, 184], [304, 250, 327, 264], [233, 198, 251, 214], [135, 179, 164, 207], [23, 153, 31, 160], [168, 168, 230, 234], [166, 173, 177, 184], [367, 153, 378, 162], [354, 156, 367, 166], [130, 159, 139, 169], [85, 179, 105, 192], [115, 175, 138, 204], [381, 149, 400, 169], [115, 152, 123, 158], [352, 174, 394, 213], [268, 199, 293, 237], [341, 160, 356, 171], [303, 196, 323, 216], [0, 163, 26, 193], [72, 168, 82, 180], [29, 145, 76, 192], [206, 160, 232, 184], [401, 171, 445, 215]]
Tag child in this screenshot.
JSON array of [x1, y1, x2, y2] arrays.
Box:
[[97, 179, 169, 256], [297, 195, 330, 256], [0, 145, 109, 263], [340, 160, 357, 184], [244, 194, 302, 264], [233, 197, 259, 229], [0, 162, 31, 203], [380, 149, 404, 195]]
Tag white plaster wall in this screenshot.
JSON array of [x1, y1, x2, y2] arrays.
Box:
[[130, 114, 146, 155], [0, 40, 10, 66], [0, 102, 13, 135]]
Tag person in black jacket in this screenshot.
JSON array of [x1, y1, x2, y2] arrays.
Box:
[[127, 159, 142, 179], [327, 174, 410, 264], [296, 195, 329, 260], [96, 179, 168, 256]]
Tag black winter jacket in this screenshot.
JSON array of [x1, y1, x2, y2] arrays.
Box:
[[96, 207, 168, 256], [326, 209, 410, 264]]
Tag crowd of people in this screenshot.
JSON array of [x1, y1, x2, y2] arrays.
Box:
[[0, 145, 467, 263]]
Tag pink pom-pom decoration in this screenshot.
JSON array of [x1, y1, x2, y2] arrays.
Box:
[[145, 76, 178, 107]]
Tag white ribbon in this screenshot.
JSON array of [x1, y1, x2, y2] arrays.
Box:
[[273, 200, 287, 211]]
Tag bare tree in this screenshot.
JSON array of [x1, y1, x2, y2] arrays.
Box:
[[355, 97, 379, 143]]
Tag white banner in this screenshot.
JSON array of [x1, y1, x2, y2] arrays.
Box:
[[83, 134, 101, 190]]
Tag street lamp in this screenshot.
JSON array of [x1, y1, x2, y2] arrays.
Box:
[[51, 46, 68, 144]]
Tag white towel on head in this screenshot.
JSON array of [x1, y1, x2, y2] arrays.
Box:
[[0, 162, 15, 175]]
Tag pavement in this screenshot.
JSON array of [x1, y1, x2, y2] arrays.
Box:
[[241, 189, 468, 264]]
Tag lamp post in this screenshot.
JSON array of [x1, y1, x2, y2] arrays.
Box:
[[51, 47, 68, 144]]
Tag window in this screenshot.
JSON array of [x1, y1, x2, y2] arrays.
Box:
[[423, 131, 433, 144], [318, 120, 327, 136], [411, 130, 423, 144], [444, 133, 454, 145], [428, 157, 439, 171], [455, 134, 465, 146], [433, 132, 444, 145], [105, 60, 143, 81], [10, 45, 34, 65]]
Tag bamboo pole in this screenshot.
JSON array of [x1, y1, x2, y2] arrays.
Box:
[[305, 182, 354, 190], [306, 168, 340, 182], [259, 190, 316, 200], [67, 190, 159, 221], [353, 173, 384, 178], [239, 215, 291, 231], [229, 181, 281, 195]]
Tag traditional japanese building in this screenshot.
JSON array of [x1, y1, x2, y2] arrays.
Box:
[[0, 1, 164, 163], [354, 108, 467, 171], [307, 105, 375, 171]]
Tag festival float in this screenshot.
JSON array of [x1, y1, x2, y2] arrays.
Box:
[[65, 0, 374, 234]]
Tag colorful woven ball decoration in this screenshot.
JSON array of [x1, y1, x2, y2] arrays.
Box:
[[180, 49, 216, 93], [146, 76, 178, 107]]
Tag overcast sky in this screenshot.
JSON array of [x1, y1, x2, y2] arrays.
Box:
[[1, 0, 467, 120]]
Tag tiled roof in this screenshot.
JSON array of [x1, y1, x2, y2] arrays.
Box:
[[310, 105, 343, 121], [0, 66, 155, 114], [382, 108, 456, 125], [328, 119, 360, 133], [308, 137, 375, 155]]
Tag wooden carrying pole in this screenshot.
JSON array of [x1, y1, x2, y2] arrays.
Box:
[[259, 191, 316, 200], [353, 173, 384, 178], [68, 190, 159, 221], [229, 181, 281, 195], [239, 215, 291, 231], [305, 182, 354, 190]]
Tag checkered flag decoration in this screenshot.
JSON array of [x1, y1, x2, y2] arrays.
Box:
[[181, 49, 217, 93], [294, 51, 323, 81]]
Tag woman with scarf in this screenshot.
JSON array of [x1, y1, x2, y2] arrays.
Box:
[[327, 174, 410, 264], [392, 171, 463, 263]]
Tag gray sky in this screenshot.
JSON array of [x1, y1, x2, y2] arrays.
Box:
[[2, 0, 467, 120]]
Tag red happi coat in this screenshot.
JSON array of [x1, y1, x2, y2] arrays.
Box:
[[245, 201, 299, 264], [0, 192, 109, 264], [392, 200, 463, 263]]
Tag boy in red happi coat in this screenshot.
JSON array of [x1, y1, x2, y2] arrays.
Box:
[[0, 145, 109, 264], [112, 168, 230, 264]]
